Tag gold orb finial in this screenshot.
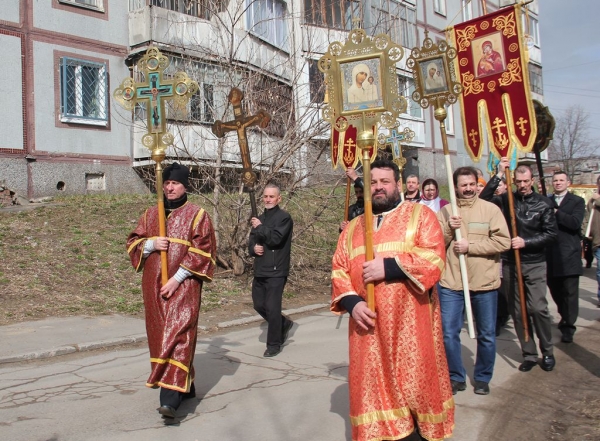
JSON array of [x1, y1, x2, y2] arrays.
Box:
[[357, 130, 375, 150]]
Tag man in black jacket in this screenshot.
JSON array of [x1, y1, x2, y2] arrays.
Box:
[[480, 158, 558, 373], [249, 183, 294, 357], [546, 171, 585, 343]]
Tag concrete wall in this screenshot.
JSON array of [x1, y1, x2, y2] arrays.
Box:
[[0, 33, 24, 151]]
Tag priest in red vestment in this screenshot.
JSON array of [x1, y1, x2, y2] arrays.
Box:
[[127, 162, 216, 420], [331, 159, 454, 441]]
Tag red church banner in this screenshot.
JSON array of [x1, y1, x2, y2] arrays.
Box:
[[331, 124, 377, 170], [450, 5, 537, 161]]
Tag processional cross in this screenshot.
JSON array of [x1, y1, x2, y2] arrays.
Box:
[[114, 47, 198, 286], [212, 88, 271, 218], [378, 127, 414, 201]]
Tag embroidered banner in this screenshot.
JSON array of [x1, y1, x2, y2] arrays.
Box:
[[450, 5, 537, 161], [331, 124, 377, 169]]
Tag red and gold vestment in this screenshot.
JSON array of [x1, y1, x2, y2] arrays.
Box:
[[127, 202, 216, 393], [331, 203, 454, 441]]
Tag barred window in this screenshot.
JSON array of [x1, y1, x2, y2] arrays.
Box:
[[59, 57, 108, 125], [433, 0, 446, 16]]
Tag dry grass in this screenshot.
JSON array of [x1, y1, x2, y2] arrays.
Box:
[[0, 192, 336, 325]]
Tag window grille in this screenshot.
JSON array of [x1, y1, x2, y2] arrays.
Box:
[[60, 57, 108, 124]]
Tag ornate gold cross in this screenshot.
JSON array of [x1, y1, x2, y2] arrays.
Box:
[[212, 88, 271, 217]]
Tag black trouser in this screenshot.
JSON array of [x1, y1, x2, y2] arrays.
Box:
[[583, 238, 594, 267], [547, 275, 580, 337], [252, 276, 290, 349]]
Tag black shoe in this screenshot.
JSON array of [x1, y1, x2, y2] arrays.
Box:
[[282, 320, 294, 344], [158, 405, 177, 418], [450, 380, 467, 395], [541, 355, 556, 371], [518, 360, 538, 372], [561, 333, 573, 343], [495, 323, 502, 337], [474, 381, 490, 395], [264, 347, 281, 357], [183, 382, 196, 400]]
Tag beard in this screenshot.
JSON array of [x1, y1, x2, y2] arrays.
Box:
[[372, 187, 401, 214]]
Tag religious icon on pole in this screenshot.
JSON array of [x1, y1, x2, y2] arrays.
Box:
[[378, 127, 414, 202], [319, 29, 406, 313], [407, 33, 477, 339], [114, 47, 198, 286]]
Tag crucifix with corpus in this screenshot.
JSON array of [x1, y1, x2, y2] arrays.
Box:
[[114, 47, 198, 286], [212, 88, 271, 218]]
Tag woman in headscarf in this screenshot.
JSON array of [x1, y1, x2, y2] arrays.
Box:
[[419, 178, 449, 213], [477, 177, 487, 195]]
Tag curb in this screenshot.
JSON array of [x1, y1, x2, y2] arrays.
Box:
[[0, 334, 148, 365], [0, 303, 330, 365]]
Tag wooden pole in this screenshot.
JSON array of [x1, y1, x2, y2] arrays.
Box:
[[153, 154, 169, 287], [435, 105, 475, 338], [505, 172, 530, 342], [534, 145, 547, 196], [344, 177, 352, 221], [361, 147, 376, 312]]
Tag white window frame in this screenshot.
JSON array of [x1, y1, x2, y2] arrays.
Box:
[[445, 104, 455, 135], [60, 57, 109, 126], [522, 14, 540, 47], [433, 0, 446, 16], [59, 0, 105, 13], [246, 0, 289, 52], [398, 75, 422, 120], [462, 0, 473, 21]]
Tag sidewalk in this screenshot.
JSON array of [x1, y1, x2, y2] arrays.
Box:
[[0, 303, 329, 365]]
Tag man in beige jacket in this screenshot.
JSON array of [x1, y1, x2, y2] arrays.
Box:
[[437, 166, 511, 396]]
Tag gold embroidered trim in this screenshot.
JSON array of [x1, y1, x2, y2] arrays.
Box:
[[150, 357, 190, 373], [331, 269, 351, 280], [192, 208, 205, 230], [351, 398, 454, 427], [405, 204, 421, 247], [127, 237, 146, 254], [169, 237, 192, 247], [180, 264, 214, 281]]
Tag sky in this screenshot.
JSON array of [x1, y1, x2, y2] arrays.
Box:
[[538, 0, 600, 144]]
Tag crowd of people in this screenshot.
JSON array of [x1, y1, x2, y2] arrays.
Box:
[[334, 158, 595, 440], [126, 159, 597, 440]]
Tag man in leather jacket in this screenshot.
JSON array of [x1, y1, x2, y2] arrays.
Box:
[[249, 183, 294, 357], [480, 158, 558, 373]]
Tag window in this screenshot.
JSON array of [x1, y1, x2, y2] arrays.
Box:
[[150, 0, 212, 20], [398, 75, 422, 119], [462, 0, 472, 21], [529, 63, 543, 95], [308, 59, 326, 104], [522, 13, 540, 47], [370, 0, 416, 48], [161, 57, 218, 124], [59, 0, 105, 12], [433, 0, 446, 16], [247, 0, 289, 51], [190, 83, 215, 123], [304, 0, 360, 31], [60, 57, 108, 125]]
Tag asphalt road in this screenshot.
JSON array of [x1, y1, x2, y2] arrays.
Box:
[[1, 270, 598, 441]]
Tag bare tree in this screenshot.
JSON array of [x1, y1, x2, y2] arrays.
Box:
[[133, 0, 346, 279], [548, 105, 598, 180]]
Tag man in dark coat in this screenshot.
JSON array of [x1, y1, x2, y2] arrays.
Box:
[[545, 171, 585, 343], [249, 183, 294, 357]]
